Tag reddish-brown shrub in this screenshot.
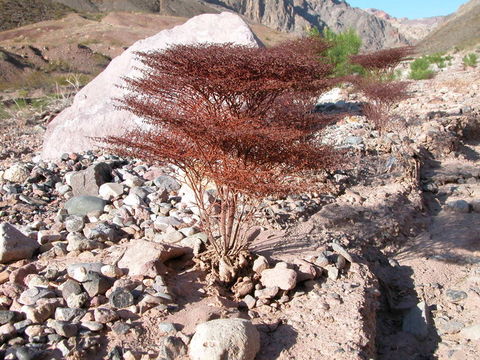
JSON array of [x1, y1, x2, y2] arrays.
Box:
[[101, 38, 410, 282]]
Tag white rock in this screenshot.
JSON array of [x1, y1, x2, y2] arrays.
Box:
[[42, 12, 260, 160], [3, 164, 30, 183], [0, 223, 39, 263], [99, 183, 124, 200], [189, 319, 260, 360]]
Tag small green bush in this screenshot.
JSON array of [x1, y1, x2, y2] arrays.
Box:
[[309, 27, 364, 76], [409, 57, 435, 80], [463, 53, 478, 67]]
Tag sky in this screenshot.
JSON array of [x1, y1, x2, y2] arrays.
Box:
[[347, 0, 466, 19]]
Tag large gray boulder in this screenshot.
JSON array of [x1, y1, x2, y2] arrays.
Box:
[[41, 12, 260, 160], [189, 318, 260, 360], [0, 223, 39, 263]]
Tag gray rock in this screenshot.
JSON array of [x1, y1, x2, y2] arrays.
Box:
[[18, 288, 55, 306], [82, 272, 112, 297], [80, 321, 103, 332], [64, 216, 85, 233], [94, 307, 119, 324], [66, 233, 100, 252], [159, 336, 187, 360], [64, 196, 106, 216], [111, 321, 131, 335], [67, 263, 104, 281], [154, 176, 181, 192], [254, 286, 279, 299], [158, 322, 177, 335], [65, 292, 89, 309], [70, 162, 112, 196], [48, 320, 78, 338], [402, 302, 429, 340], [109, 288, 134, 308], [445, 200, 470, 213], [0, 310, 17, 325], [252, 256, 269, 274], [0, 223, 39, 263], [60, 279, 83, 300], [189, 318, 260, 360], [83, 223, 116, 242], [446, 289, 468, 302], [439, 319, 464, 334], [55, 308, 87, 322]]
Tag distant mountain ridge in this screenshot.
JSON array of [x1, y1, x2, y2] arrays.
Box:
[[364, 8, 446, 43], [417, 0, 480, 53]]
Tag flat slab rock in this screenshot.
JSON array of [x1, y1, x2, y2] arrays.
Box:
[[41, 12, 260, 160]]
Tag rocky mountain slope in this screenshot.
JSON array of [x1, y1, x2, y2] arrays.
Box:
[[364, 8, 446, 43], [18, 0, 410, 51], [417, 0, 480, 53], [0, 0, 72, 31], [203, 0, 410, 50]]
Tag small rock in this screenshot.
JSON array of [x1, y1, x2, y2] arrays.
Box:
[[64, 216, 85, 233], [109, 288, 134, 308], [331, 243, 353, 263], [4, 164, 30, 183], [55, 308, 87, 322], [402, 302, 429, 340], [189, 319, 260, 360], [101, 265, 122, 278], [260, 265, 297, 291], [48, 319, 78, 338], [254, 286, 279, 299], [158, 322, 177, 335], [94, 307, 119, 324], [64, 196, 106, 216], [0, 310, 17, 325], [460, 324, 480, 341], [0, 223, 39, 263], [154, 176, 180, 192], [446, 289, 467, 302], [70, 162, 111, 197], [82, 272, 112, 297], [111, 321, 130, 335], [65, 292, 89, 309], [80, 321, 103, 332], [159, 336, 187, 360], [445, 200, 470, 213], [243, 295, 256, 309], [252, 256, 269, 274], [98, 183, 124, 200], [18, 288, 55, 306]]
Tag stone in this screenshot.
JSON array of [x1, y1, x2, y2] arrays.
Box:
[[94, 308, 119, 324], [445, 200, 470, 213], [109, 288, 134, 308], [64, 216, 85, 233], [111, 321, 131, 335], [0, 310, 17, 325], [9, 263, 37, 285], [22, 303, 56, 323], [123, 193, 144, 207], [438, 319, 464, 335], [66, 233, 99, 252], [254, 286, 279, 299], [252, 256, 269, 274], [158, 322, 177, 335], [460, 324, 480, 341], [0, 223, 39, 263], [80, 321, 103, 332], [67, 263, 104, 281], [4, 164, 30, 183], [154, 176, 181, 192], [82, 272, 112, 297], [37, 230, 62, 245], [159, 336, 187, 360], [98, 183, 124, 200], [330, 243, 354, 263], [60, 279, 83, 299], [55, 308, 87, 322], [18, 288, 55, 306], [189, 318, 260, 360], [83, 222, 116, 242], [445, 289, 468, 302], [101, 265, 122, 278], [232, 278, 254, 298], [70, 163, 112, 196], [243, 295, 256, 309], [260, 265, 297, 291], [117, 239, 187, 277], [42, 12, 260, 160], [48, 320, 78, 338], [402, 302, 429, 340], [64, 196, 106, 216], [65, 293, 89, 309], [159, 230, 185, 244]]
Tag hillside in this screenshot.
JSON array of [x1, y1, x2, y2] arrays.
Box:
[[364, 8, 446, 43], [5, 0, 411, 51], [417, 0, 480, 53], [0, 0, 73, 31]]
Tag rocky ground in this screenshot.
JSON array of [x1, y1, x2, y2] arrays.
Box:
[[0, 50, 480, 360]]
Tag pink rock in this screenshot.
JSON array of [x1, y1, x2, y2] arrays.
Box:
[[41, 12, 260, 160], [117, 239, 187, 277], [260, 266, 297, 291]]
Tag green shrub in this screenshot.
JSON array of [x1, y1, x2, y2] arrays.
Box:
[[0, 103, 9, 120], [309, 27, 364, 76], [463, 53, 478, 67], [409, 57, 435, 80]]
